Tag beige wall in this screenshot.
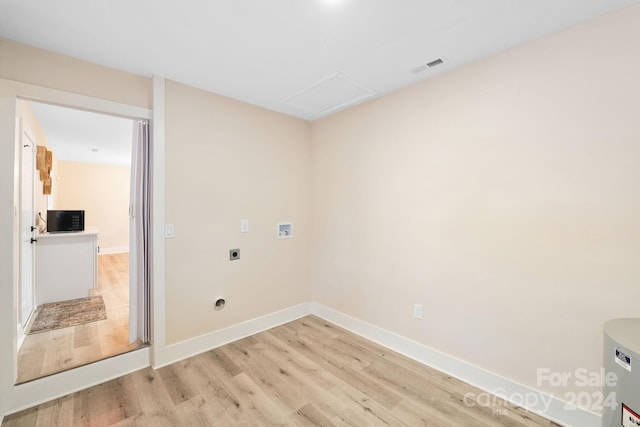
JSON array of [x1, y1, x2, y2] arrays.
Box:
[[0, 39, 151, 109], [310, 4, 640, 397], [164, 80, 312, 344], [54, 161, 130, 252]]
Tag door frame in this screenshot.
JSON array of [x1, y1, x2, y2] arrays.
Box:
[[0, 78, 164, 418]]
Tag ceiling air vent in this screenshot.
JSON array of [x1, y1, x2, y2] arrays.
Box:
[[411, 57, 446, 74]]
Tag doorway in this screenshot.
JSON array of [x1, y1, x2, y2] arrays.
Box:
[[15, 100, 149, 383]]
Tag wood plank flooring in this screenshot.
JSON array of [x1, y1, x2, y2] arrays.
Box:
[[17, 253, 144, 384], [5, 316, 562, 426]]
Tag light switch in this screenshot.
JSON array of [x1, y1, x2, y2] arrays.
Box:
[[240, 219, 249, 233], [165, 224, 175, 239]]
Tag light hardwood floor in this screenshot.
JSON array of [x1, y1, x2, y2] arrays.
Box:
[[17, 253, 144, 384], [5, 316, 561, 426]]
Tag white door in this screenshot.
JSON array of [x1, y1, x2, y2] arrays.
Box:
[[19, 123, 36, 331], [129, 119, 149, 344]]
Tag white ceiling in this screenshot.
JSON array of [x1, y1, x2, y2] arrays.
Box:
[[28, 102, 134, 166], [2, 0, 638, 121]]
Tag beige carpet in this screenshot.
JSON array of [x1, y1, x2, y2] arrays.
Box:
[[28, 296, 107, 334]]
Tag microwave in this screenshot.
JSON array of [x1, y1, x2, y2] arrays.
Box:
[[46, 210, 85, 233]]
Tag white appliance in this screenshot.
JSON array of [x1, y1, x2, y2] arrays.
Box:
[[603, 318, 640, 427]]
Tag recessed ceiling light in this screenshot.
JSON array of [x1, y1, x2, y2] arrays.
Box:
[[91, 148, 99, 152]]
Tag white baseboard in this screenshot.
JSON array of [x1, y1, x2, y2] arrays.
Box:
[[98, 246, 129, 255], [152, 302, 312, 369], [310, 303, 600, 427], [4, 347, 149, 417]]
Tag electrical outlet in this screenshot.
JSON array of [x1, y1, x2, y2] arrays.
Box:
[[414, 304, 423, 320]]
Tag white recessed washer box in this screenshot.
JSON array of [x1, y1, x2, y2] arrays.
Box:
[[278, 223, 293, 239]]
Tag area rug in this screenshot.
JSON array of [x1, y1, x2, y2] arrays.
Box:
[[28, 296, 107, 334]]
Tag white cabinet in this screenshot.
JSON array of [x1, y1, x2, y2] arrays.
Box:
[[35, 228, 98, 305]]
